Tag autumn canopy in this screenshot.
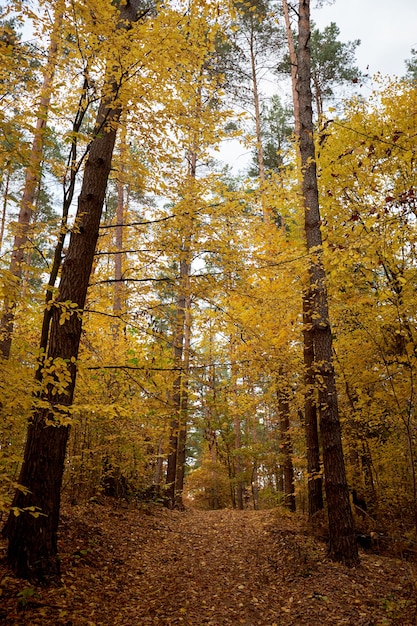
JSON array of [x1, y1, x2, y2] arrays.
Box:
[[0, 0, 416, 584]]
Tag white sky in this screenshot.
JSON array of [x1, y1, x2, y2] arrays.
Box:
[[312, 0, 417, 77]]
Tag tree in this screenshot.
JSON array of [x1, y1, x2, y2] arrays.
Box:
[[404, 48, 417, 82], [296, 0, 358, 565], [0, 3, 64, 358], [318, 78, 417, 534], [278, 12, 362, 119], [2, 0, 149, 582], [248, 95, 294, 177], [277, 373, 296, 511], [229, 0, 284, 185], [310, 21, 361, 118], [282, 0, 324, 519]]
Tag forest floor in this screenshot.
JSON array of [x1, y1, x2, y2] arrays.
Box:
[[0, 500, 416, 625]]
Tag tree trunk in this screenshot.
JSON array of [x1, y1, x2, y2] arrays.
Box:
[[174, 294, 191, 505], [303, 291, 324, 517], [297, 0, 359, 566], [165, 252, 191, 508], [249, 28, 265, 184], [113, 130, 127, 336], [165, 139, 196, 509], [2, 0, 144, 582], [114, 180, 124, 315], [0, 168, 11, 252], [230, 335, 244, 510], [312, 71, 323, 119], [277, 380, 296, 512], [282, 0, 300, 138], [282, 0, 323, 518]]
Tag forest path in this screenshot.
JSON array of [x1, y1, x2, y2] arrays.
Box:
[[0, 502, 416, 625]]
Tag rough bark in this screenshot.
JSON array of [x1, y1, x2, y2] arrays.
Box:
[[282, 0, 323, 518], [277, 381, 296, 512], [2, 0, 144, 582], [165, 256, 191, 509], [297, 0, 359, 566], [302, 291, 324, 517]]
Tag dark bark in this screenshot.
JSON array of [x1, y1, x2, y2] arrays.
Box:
[[282, 0, 322, 519], [302, 291, 324, 517], [165, 257, 190, 509], [165, 148, 195, 509], [38, 76, 91, 360], [297, 0, 359, 566], [2, 0, 144, 582]]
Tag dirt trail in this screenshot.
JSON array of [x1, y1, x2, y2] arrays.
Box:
[[0, 503, 416, 625]]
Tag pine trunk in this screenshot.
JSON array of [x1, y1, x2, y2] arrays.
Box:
[[303, 291, 324, 517], [278, 382, 295, 511], [282, 0, 300, 138], [297, 0, 359, 566], [165, 147, 196, 508], [249, 28, 265, 183], [282, 0, 323, 517], [277, 382, 296, 512]]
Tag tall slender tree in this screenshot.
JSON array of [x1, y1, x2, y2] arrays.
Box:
[[297, 0, 358, 565], [282, 0, 323, 518]]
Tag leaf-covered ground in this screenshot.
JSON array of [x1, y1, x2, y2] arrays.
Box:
[[0, 501, 416, 625]]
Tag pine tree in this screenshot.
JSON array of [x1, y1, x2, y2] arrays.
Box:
[[297, 0, 358, 565]]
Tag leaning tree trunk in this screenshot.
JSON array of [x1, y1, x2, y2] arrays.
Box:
[[2, 0, 144, 582], [297, 0, 358, 566]]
